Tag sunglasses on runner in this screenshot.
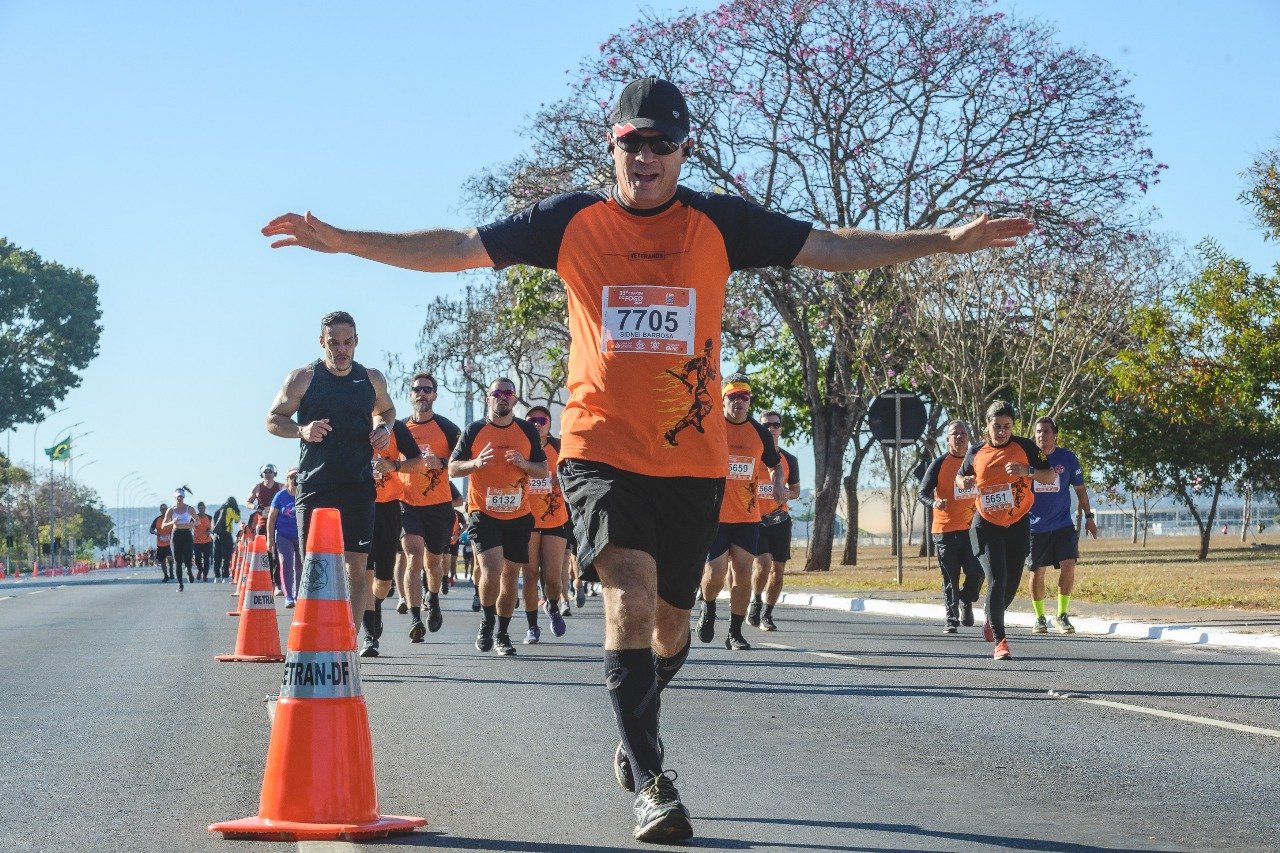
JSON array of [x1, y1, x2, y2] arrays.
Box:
[[527, 415, 550, 426], [764, 422, 782, 429], [726, 392, 752, 402], [411, 385, 435, 394], [614, 133, 682, 156], [490, 389, 516, 399]]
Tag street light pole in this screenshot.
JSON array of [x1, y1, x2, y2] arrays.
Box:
[[117, 472, 140, 556], [31, 407, 68, 568]]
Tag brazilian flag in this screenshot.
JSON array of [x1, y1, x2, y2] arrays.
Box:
[[45, 438, 71, 461]]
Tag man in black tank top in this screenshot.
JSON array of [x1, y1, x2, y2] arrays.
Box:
[[267, 311, 396, 631]]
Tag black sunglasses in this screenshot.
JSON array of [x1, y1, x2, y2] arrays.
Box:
[[411, 385, 435, 394], [765, 422, 782, 429], [527, 415, 550, 426], [614, 134, 682, 156]]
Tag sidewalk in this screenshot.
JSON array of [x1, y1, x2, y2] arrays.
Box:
[[774, 586, 1280, 653]]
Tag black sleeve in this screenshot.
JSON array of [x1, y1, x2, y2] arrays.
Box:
[[1018, 436, 1052, 470], [436, 416, 462, 454], [959, 443, 982, 477], [149, 516, 159, 534], [918, 456, 943, 507], [450, 420, 483, 463], [548, 435, 561, 455], [476, 191, 606, 271], [686, 190, 813, 271], [391, 420, 421, 459], [517, 419, 547, 464], [782, 449, 800, 486], [750, 418, 781, 468]]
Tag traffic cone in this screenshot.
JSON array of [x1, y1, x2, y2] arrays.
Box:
[[228, 539, 253, 615], [209, 508, 426, 841], [216, 535, 284, 663], [229, 537, 246, 597]]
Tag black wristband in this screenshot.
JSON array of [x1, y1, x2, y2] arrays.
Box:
[[1085, 512, 1095, 519]]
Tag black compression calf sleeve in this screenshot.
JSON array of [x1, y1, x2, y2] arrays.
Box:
[[654, 630, 691, 693], [606, 648, 663, 790]]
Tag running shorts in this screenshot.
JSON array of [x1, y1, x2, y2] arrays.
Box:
[[370, 499, 402, 581], [1029, 525, 1079, 569], [559, 459, 723, 610], [468, 511, 535, 564], [758, 517, 793, 562], [708, 521, 761, 561], [400, 501, 455, 556], [296, 481, 376, 556]]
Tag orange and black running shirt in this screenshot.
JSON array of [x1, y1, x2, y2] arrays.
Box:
[[918, 453, 977, 534], [478, 186, 811, 479], [757, 448, 800, 516], [529, 436, 571, 530], [958, 436, 1051, 526], [720, 418, 782, 524], [150, 515, 172, 547], [193, 513, 213, 545], [373, 420, 423, 504], [449, 418, 546, 520], [399, 415, 461, 507]]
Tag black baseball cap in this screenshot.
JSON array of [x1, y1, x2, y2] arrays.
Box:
[[610, 77, 690, 143]]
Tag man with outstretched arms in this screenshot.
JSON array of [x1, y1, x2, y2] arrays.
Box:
[[524, 404, 570, 643], [956, 402, 1054, 661], [360, 401, 424, 658], [1027, 416, 1097, 635], [263, 75, 1031, 843], [447, 378, 547, 658], [918, 420, 984, 634], [266, 311, 396, 634], [697, 376, 782, 651], [748, 411, 801, 632], [398, 371, 462, 643]]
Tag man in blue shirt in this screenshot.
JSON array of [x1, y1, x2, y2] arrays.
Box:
[[1027, 417, 1098, 633]]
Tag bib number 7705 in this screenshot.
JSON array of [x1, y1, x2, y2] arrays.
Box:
[[601, 286, 696, 355]]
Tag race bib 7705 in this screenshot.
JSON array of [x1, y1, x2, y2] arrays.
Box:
[[600, 286, 696, 355]]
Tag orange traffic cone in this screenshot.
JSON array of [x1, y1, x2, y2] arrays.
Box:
[[228, 538, 253, 615], [209, 508, 426, 841], [216, 535, 284, 663]]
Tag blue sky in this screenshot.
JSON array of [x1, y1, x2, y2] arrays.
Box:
[[2, 0, 1277, 535]]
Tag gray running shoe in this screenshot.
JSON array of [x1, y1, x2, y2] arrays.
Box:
[[1055, 613, 1076, 634], [747, 599, 762, 628], [632, 770, 693, 843], [1033, 616, 1048, 634]]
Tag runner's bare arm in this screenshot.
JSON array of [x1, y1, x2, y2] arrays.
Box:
[[268, 368, 328, 441], [771, 464, 786, 499], [266, 507, 279, 550], [449, 443, 495, 478], [261, 212, 493, 273], [793, 214, 1034, 272], [367, 369, 396, 449]]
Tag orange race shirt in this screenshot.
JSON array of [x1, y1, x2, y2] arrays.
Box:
[[450, 418, 546, 520], [193, 513, 213, 545], [959, 436, 1050, 526], [720, 418, 782, 524], [919, 453, 977, 534], [479, 187, 811, 479], [757, 448, 800, 516], [529, 436, 571, 530], [374, 420, 424, 504], [399, 415, 460, 507], [151, 515, 172, 547]]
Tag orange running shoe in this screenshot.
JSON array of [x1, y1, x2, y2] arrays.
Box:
[[993, 639, 1012, 661]]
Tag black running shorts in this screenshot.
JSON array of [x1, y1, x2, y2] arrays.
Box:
[[156, 545, 172, 561], [707, 521, 762, 561], [400, 501, 455, 556], [370, 499, 402, 581], [296, 481, 376, 556], [559, 459, 724, 611], [1029, 525, 1079, 569], [468, 511, 535, 564], [758, 518, 793, 562], [534, 522, 572, 541]]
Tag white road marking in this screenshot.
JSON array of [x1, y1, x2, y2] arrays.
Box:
[[28, 590, 44, 595], [0, 595, 13, 602], [1051, 691, 1280, 739], [758, 641, 858, 662], [297, 842, 358, 853]]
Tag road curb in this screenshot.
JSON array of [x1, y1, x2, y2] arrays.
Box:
[[767, 591, 1280, 653]]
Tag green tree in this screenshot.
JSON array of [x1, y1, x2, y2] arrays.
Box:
[[1108, 241, 1280, 559], [0, 239, 103, 431], [1240, 142, 1280, 241]]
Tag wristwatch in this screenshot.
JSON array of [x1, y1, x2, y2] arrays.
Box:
[[1085, 512, 1095, 519]]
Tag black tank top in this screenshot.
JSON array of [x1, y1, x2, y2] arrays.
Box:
[[297, 359, 376, 491]]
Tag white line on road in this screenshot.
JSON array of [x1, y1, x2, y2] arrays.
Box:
[[758, 641, 859, 662], [0, 596, 13, 602], [1051, 692, 1280, 739], [28, 590, 44, 595], [297, 841, 357, 853]]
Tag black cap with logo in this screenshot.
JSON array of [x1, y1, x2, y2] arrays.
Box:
[[610, 77, 690, 143]]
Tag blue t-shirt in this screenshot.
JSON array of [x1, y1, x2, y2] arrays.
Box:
[[1028, 447, 1084, 534], [270, 489, 298, 540]]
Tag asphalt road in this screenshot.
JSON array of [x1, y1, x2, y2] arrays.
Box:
[[1, 569, 1278, 853]]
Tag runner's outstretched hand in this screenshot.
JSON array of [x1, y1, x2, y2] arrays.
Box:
[[948, 214, 1035, 253], [262, 211, 342, 252]]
